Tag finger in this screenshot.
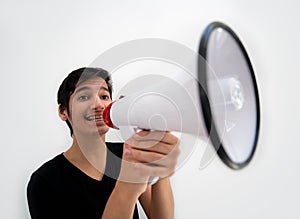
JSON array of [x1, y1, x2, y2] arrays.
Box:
[[134, 130, 166, 143], [132, 142, 176, 155], [140, 131, 179, 145], [125, 146, 165, 164], [125, 144, 180, 167], [126, 131, 179, 149], [125, 131, 163, 149]]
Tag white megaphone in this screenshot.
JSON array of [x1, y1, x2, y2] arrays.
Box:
[[103, 21, 260, 173]]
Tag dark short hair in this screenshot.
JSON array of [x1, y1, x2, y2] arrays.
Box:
[[57, 67, 113, 136]]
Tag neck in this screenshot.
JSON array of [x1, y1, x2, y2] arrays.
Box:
[[64, 134, 107, 181]]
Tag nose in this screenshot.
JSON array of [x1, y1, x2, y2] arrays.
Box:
[[93, 96, 105, 110]]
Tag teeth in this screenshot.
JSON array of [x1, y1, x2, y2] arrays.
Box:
[[95, 115, 103, 120], [86, 115, 103, 121]]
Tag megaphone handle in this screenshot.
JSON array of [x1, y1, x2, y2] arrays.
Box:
[[119, 126, 160, 185], [148, 176, 159, 185]]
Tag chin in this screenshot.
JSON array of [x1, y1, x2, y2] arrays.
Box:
[[97, 127, 110, 136]]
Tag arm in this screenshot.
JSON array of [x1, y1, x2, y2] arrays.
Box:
[[139, 177, 174, 219], [27, 174, 60, 219], [128, 131, 179, 219], [103, 130, 179, 219], [102, 181, 147, 219]]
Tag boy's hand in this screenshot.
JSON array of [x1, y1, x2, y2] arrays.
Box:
[[118, 130, 180, 186]]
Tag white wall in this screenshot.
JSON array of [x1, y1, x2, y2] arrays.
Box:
[[1, 0, 299, 218]]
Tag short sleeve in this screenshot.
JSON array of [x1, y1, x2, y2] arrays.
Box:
[[27, 173, 61, 219]]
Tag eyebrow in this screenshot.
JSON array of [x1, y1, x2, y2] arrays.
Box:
[[74, 86, 109, 94]]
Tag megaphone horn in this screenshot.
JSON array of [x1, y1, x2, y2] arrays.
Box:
[[102, 21, 260, 171]]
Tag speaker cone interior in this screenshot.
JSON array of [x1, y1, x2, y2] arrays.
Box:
[[198, 21, 260, 169]]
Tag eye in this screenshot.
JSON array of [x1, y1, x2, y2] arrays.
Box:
[[100, 95, 110, 100], [78, 95, 89, 101]]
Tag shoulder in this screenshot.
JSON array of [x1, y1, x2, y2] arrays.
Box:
[[27, 153, 65, 187], [27, 153, 67, 201], [32, 153, 65, 176]]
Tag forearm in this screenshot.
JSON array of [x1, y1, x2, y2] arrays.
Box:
[[122, 131, 179, 219], [102, 181, 146, 219], [149, 177, 174, 219]]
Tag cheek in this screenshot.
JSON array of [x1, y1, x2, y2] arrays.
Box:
[[105, 100, 112, 107], [70, 102, 87, 117]]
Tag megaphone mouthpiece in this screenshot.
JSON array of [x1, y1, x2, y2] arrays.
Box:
[[103, 102, 115, 129]]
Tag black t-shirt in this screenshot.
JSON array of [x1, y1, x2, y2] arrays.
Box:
[[27, 142, 139, 219]]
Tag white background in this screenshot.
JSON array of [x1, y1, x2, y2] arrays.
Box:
[[1, 0, 300, 218]]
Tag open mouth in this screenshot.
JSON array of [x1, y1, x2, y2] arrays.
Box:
[[85, 115, 103, 122]]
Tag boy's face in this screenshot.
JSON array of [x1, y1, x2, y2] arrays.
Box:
[[64, 77, 112, 137]]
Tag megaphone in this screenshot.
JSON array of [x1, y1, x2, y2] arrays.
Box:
[[102, 21, 260, 171]]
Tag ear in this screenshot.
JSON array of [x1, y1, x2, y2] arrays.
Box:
[[58, 105, 69, 121]]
